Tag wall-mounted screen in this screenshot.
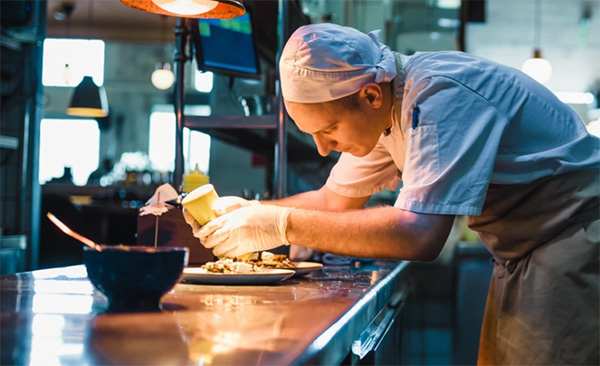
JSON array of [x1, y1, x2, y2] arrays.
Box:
[[190, 11, 261, 80]]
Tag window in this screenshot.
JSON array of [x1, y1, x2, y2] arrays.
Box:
[[38, 119, 100, 186], [194, 70, 214, 93], [148, 111, 211, 174], [42, 38, 105, 87]]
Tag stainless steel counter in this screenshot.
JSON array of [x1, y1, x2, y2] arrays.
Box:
[[0, 260, 413, 365]]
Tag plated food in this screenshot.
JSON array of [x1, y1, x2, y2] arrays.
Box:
[[198, 257, 261, 274], [250, 251, 295, 270], [196, 252, 296, 274], [182, 267, 295, 285], [181, 252, 323, 285]]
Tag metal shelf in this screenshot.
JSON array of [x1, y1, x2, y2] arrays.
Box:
[[0, 135, 19, 150], [184, 114, 334, 163], [184, 114, 277, 130]]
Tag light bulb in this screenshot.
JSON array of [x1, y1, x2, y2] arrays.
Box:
[[522, 50, 552, 84], [151, 0, 218, 15], [62, 64, 72, 85], [152, 63, 175, 90]]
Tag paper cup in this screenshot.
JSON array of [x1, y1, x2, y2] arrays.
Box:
[[181, 184, 219, 226]]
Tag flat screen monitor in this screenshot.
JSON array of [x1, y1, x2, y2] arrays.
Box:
[[191, 12, 261, 80]]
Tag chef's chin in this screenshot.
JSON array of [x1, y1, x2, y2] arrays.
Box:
[[348, 146, 374, 158]]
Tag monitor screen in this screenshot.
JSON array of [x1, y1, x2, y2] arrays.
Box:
[[191, 12, 261, 80]]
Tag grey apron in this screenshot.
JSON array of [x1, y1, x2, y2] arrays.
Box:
[[468, 169, 599, 365]]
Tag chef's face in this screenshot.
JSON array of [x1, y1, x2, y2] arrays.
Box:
[[284, 83, 389, 157]]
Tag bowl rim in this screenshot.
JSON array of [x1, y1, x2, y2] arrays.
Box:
[[83, 245, 189, 253]]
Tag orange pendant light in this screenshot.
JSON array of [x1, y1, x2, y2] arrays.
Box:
[[119, 0, 245, 19]]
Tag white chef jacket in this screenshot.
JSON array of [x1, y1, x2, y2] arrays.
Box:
[[326, 51, 600, 216]]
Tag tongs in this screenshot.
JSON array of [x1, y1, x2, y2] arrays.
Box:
[[164, 192, 187, 207]]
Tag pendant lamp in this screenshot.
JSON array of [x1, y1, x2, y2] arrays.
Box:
[[65, 1, 109, 118], [151, 15, 175, 90], [522, 49, 552, 84], [66, 76, 109, 117], [152, 62, 175, 90], [522, 0, 552, 84], [119, 0, 245, 191], [120, 0, 245, 19]]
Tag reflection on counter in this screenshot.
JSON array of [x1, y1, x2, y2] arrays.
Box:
[[2, 267, 100, 366], [87, 313, 189, 366], [0, 235, 27, 275], [1, 261, 413, 366], [176, 308, 289, 365]]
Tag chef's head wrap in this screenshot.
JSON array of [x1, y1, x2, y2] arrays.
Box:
[[279, 23, 397, 104]]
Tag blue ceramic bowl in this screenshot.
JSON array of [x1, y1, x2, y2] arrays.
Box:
[[83, 245, 189, 312]]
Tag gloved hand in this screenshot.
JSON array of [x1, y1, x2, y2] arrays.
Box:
[[198, 204, 294, 258], [212, 196, 260, 216], [181, 196, 260, 237], [182, 207, 201, 237]]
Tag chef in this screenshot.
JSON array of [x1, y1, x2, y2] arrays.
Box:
[[184, 23, 599, 364]]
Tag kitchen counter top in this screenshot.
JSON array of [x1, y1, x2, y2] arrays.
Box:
[[1, 260, 413, 365]]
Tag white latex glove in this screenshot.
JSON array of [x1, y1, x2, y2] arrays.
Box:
[[198, 205, 294, 258], [182, 207, 201, 237], [181, 197, 260, 237], [212, 196, 260, 216]]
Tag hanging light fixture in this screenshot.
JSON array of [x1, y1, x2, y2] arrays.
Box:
[[119, 0, 245, 190], [54, 2, 76, 85], [152, 62, 175, 89], [522, 0, 552, 84], [62, 63, 72, 85], [522, 49, 552, 84], [152, 0, 218, 15], [119, 0, 245, 19], [67, 76, 109, 117], [66, 0, 109, 117], [151, 15, 175, 90]]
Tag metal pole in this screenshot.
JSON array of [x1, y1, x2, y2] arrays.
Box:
[[173, 17, 188, 191], [26, 0, 47, 269], [274, 0, 289, 199]]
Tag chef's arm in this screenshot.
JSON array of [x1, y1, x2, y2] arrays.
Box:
[[286, 206, 454, 262], [268, 185, 370, 211]]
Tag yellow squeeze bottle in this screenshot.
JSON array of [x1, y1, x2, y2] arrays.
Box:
[[181, 184, 219, 226], [183, 164, 209, 194]]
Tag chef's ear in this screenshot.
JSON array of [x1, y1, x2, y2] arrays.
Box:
[[359, 83, 383, 108]]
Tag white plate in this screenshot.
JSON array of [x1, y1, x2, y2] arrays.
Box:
[[182, 267, 295, 285], [292, 262, 323, 277]]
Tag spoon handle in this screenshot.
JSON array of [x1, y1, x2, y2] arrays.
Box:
[[47, 212, 103, 252]]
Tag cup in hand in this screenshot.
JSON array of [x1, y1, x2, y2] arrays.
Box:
[[181, 184, 219, 226]]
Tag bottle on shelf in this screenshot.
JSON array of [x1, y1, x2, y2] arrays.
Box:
[[182, 164, 209, 194]]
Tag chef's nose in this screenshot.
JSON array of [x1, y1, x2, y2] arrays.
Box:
[[313, 135, 335, 156]]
